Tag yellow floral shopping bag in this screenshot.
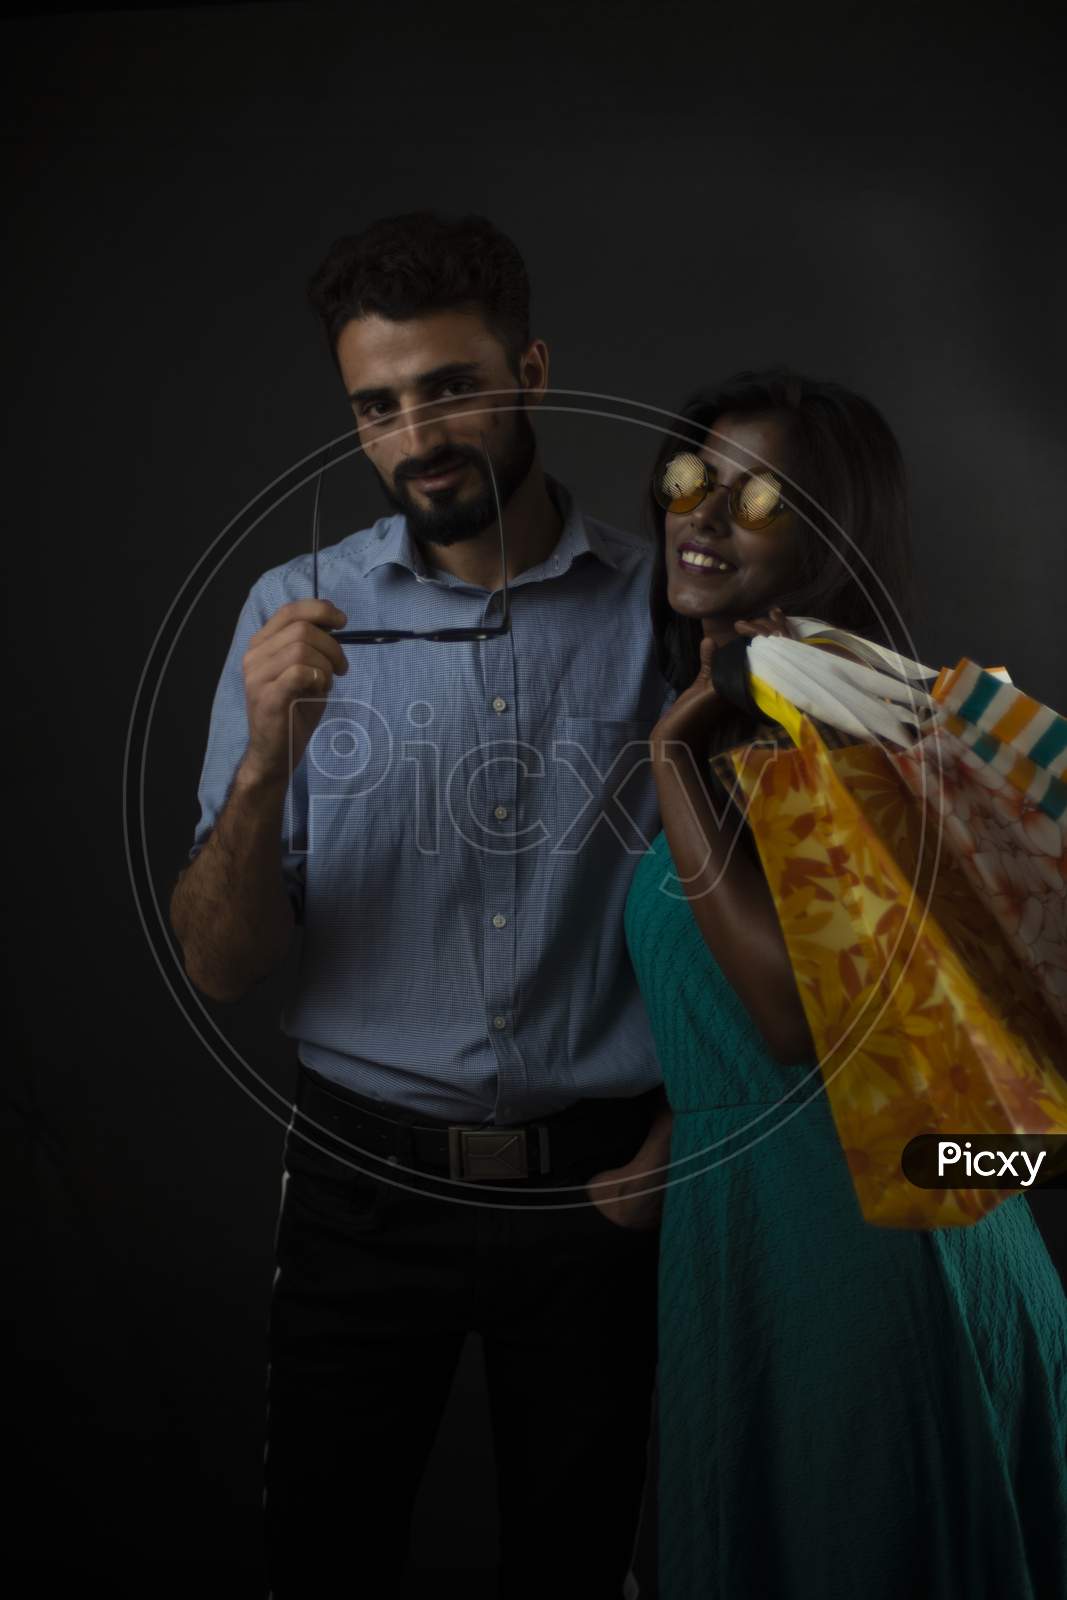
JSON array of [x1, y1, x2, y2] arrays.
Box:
[[721, 689, 1067, 1229]]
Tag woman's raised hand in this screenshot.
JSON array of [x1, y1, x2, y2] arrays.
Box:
[[733, 605, 795, 642], [650, 607, 795, 752]]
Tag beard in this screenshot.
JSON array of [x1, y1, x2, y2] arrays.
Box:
[[374, 398, 538, 547]]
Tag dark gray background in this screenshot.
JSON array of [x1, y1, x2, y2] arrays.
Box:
[[5, 1, 1066, 1593]]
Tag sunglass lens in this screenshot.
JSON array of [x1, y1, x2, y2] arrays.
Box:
[[654, 451, 707, 513], [732, 471, 783, 528]]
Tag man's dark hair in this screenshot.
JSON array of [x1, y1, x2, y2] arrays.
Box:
[[307, 211, 531, 375]]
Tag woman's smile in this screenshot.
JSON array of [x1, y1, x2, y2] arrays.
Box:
[[675, 538, 737, 577]]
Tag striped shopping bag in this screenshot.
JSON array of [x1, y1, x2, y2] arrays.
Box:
[[891, 662, 1067, 1030], [934, 660, 1067, 811]]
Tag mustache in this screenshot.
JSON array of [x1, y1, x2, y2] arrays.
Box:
[[395, 447, 483, 482]]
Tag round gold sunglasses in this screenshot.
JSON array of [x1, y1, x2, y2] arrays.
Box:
[[653, 450, 788, 530]]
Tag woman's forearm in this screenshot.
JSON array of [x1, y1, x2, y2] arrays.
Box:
[[594, 1092, 674, 1223], [618, 1091, 674, 1181], [614, 1094, 671, 1184], [652, 740, 813, 1063]]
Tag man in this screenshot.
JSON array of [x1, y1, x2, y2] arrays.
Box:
[[170, 211, 673, 1599]]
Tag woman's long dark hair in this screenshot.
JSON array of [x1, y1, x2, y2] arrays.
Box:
[[648, 367, 918, 780]]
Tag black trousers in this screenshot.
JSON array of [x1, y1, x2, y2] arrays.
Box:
[[264, 1067, 661, 1599]]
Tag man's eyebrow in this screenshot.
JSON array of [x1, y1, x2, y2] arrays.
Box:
[[346, 360, 483, 406]]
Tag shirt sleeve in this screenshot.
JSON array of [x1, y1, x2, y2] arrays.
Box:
[[185, 571, 308, 924]]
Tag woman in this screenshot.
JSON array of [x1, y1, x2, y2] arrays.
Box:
[[609, 370, 1067, 1598]]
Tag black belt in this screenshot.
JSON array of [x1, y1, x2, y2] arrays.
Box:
[[292, 1063, 657, 1184]]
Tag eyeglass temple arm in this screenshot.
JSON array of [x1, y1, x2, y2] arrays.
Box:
[[311, 446, 326, 601], [481, 432, 509, 617]]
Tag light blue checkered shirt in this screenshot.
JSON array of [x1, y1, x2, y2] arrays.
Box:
[[188, 475, 671, 1122]]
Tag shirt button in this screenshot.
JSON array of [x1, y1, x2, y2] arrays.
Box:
[[491, 695, 508, 713], [492, 1015, 507, 1030], [494, 805, 509, 820], [492, 913, 507, 929]]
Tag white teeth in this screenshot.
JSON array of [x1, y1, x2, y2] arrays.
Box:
[[681, 551, 733, 572]]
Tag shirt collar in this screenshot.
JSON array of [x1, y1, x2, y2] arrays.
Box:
[[351, 472, 622, 582]]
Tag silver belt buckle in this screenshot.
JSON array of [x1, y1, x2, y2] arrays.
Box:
[[448, 1126, 532, 1181]]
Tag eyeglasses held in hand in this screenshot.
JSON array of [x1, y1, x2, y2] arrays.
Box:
[[311, 434, 511, 643], [653, 450, 787, 530]]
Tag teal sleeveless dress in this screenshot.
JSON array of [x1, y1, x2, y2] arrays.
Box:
[[624, 827, 1067, 1600]]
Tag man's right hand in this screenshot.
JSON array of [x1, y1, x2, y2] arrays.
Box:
[[241, 599, 350, 785]]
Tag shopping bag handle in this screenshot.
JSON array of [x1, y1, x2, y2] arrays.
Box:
[[713, 617, 941, 749]]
